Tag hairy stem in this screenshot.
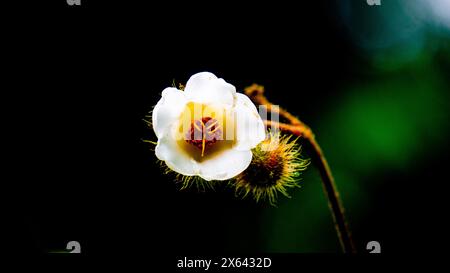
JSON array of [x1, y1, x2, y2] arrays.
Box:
[[245, 84, 356, 253]]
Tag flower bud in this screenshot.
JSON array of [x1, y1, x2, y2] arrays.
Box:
[[231, 133, 310, 205]]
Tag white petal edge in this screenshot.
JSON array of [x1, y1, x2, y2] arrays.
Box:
[[152, 87, 187, 139], [184, 72, 236, 106], [155, 130, 199, 176], [233, 93, 266, 151], [197, 149, 252, 181]]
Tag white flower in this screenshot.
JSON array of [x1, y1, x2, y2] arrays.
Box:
[[152, 72, 266, 181]]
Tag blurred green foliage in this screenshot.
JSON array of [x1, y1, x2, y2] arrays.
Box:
[[259, 0, 450, 251]]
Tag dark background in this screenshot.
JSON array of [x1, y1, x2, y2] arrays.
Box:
[[5, 0, 449, 258]]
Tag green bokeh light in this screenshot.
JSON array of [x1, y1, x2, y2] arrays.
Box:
[[322, 63, 449, 172], [259, 45, 449, 252]]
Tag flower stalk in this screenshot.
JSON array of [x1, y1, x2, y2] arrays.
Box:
[[245, 84, 356, 254]]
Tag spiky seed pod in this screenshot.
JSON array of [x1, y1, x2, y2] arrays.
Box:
[[231, 133, 310, 205]]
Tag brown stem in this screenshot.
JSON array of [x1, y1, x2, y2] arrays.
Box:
[[246, 84, 356, 254], [245, 84, 303, 126], [263, 120, 313, 139]]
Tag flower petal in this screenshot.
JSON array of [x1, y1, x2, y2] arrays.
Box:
[[152, 87, 187, 138], [233, 93, 266, 151], [155, 130, 199, 176], [197, 149, 252, 181], [184, 72, 236, 106]]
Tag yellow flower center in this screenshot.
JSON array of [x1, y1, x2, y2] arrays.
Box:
[[185, 117, 222, 157], [176, 102, 236, 161]]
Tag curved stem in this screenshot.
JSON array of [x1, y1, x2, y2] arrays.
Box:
[[246, 85, 356, 253], [305, 135, 356, 253]]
